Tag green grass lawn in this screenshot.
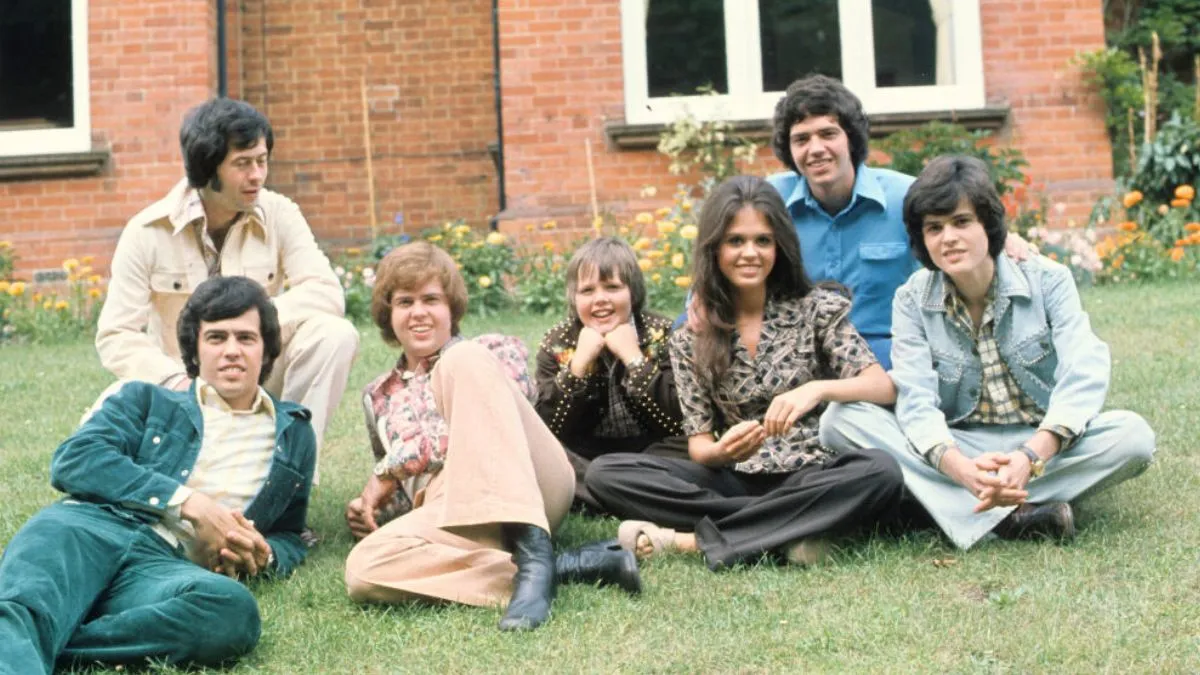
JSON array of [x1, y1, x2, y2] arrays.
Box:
[[1, 284, 1198, 674]]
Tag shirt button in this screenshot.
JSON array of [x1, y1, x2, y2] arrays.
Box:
[[152, 436, 161, 444], [181, 469, 189, 477], [149, 497, 160, 506]]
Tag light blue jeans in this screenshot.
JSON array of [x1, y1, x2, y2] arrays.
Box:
[[819, 402, 1156, 549]]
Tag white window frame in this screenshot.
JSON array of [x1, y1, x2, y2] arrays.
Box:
[[0, 0, 92, 157], [620, 0, 985, 125]]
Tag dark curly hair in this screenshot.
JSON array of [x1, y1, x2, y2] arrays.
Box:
[[177, 276, 281, 384], [903, 155, 1007, 270], [180, 98, 274, 191], [771, 75, 870, 175]]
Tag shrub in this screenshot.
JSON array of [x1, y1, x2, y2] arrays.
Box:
[[657, 96, 759, 196], [1129, 112, 1200, 206], [874, 121, 1029, 196], [0, 252, 106, 344]]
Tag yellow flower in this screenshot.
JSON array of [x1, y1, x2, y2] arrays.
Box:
[[618, 226, 629, 236], [88, 274, 102, 285], [526, 223, 535, 232], [1157, 204, 1170, 216], [680, 201, 693, 212], [454, 224, 471, 236], [429, 234, 443, 242], [651, 273, 662, 283], [1122, 191, 1143, 209], [635, 212, 654, 226], [637, 258, 653, 272], [78, 266, 93, 277], [81, 255, 94, 265], [592, 216, 604, 231], [662, 242, 671, 253], [673, 276, 692, 288], [0, 240, 11, 249], [346, 247, 363, 256], [7, 281, 24, 296], [32, 292, 42, 302], [632, 237, 653, 251], [54, 300, 69, 311], [543, 241, 556, 252], [478, 275, 493, 288], [88, 288, 103, 299], [42, 300, 52, 310], [680, 225, 698, 240], [1175, 185, 1196, 201], [486, 231, 507, 246], [671, 252, 685, 269], [655, 207, 672, 218], [63, 258, 80, 273], [542, 220, 557, 230], [657, 222, 677, 235], [0, 281, 8, 293], [647, 250, 665, 260]]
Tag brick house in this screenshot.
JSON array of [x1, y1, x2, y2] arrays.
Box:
[[0, 0, 1113, 278]]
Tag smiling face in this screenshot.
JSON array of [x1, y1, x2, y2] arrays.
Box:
[[389, 277, 454, 368], [789, 114, 855, 201], [207, 136, 269, 215], [573, 265, 633, 334], [921, 197, 995, 282], [197, 308, 264, 410], [717, 205, 777, 293]]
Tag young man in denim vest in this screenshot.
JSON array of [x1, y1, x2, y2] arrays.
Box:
[[0, 277, 316, 673], [820, 156, 1155, 549]]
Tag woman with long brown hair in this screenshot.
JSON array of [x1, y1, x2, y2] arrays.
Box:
[[586, 175, 903, 570]]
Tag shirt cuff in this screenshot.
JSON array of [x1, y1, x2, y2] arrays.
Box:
[[1038, 424, 1076, 452], [925, 441, 955, 472], [555, 366, 594, 398]]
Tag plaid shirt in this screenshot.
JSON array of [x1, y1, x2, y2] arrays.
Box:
[[927, 280, 1074, 470]]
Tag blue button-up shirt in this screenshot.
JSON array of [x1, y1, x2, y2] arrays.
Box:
[[767, 165, 917, 369]]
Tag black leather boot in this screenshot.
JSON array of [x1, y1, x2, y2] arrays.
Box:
[[498, 525, 556, 632], [556, 542, 642, 595], [995, 502, 1076, 542]]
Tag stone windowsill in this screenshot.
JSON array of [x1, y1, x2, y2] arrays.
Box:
[[604, 106, 1011, 150], [0, 148, 110, 180]]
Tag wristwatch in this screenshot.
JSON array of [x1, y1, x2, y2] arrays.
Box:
[[1016, 444, 1046, 478]]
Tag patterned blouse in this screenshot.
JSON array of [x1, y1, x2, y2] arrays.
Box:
[[363, 334, 534, 486], [669, 289, 876, 473]]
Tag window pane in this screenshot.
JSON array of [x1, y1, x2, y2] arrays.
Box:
[[759, 0, 842, 93], [872, 0, 950, 87], [0, 1, 75, 131], [646, 0, 727, 97]]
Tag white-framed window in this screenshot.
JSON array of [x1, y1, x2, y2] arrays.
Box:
[[0, 0, 91, 157], [620, 0, 984, 125]]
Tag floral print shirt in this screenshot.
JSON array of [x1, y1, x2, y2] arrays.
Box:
[[669, 289, 876, 473], [364, 334, 534, 482]]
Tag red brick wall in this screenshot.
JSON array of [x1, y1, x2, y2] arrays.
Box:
[[0, 0, 216, 276], [495, 0, 1115, 238], [236, 0, 499, 247]]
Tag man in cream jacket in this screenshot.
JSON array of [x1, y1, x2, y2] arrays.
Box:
[[96, 98, 357, 482]]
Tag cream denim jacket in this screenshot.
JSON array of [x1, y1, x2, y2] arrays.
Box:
[[96, 179, 344, 385]]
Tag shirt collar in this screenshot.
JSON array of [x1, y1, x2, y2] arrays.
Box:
[[195, 377, 275, 418], [163, 179, 267, 238], [785, 164, 888, 216], [395, 335, 465, 380]]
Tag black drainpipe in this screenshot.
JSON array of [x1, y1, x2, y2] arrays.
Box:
[[216, 0, 228, 97], [488, 0, 506, 230]]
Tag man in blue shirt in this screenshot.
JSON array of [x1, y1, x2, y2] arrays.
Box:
[[765, 75, 917, 369]]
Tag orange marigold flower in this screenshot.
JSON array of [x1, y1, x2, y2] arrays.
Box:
[[1121, 191, 1143, 209], [632, 237, 653, 251], [1169, 247, 1185, 262], [1158, 204, 1170, 215], [1185, 222, 1200, 233], [1116, 221, 1138, 232], [1175, 185, 1196, 201], [1171, 198, 1191, 208]]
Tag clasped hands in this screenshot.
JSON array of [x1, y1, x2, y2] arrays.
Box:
[[182, 491, 272, 579], [941, 448, 1034, 513], [707, 383, 825, 465], [570, 324, 643, 377]]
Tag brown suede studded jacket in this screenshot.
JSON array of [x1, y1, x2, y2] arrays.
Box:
[[534, 312, 685, 459]]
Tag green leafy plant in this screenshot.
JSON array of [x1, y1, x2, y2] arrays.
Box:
[[874, 121, 1029, 196], [1130, 112, 1200, 206], [657, 90, 759, 196]]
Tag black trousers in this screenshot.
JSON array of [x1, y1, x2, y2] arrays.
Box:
[[565, 435, 689, 514], [585, 449, 903, 570]]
